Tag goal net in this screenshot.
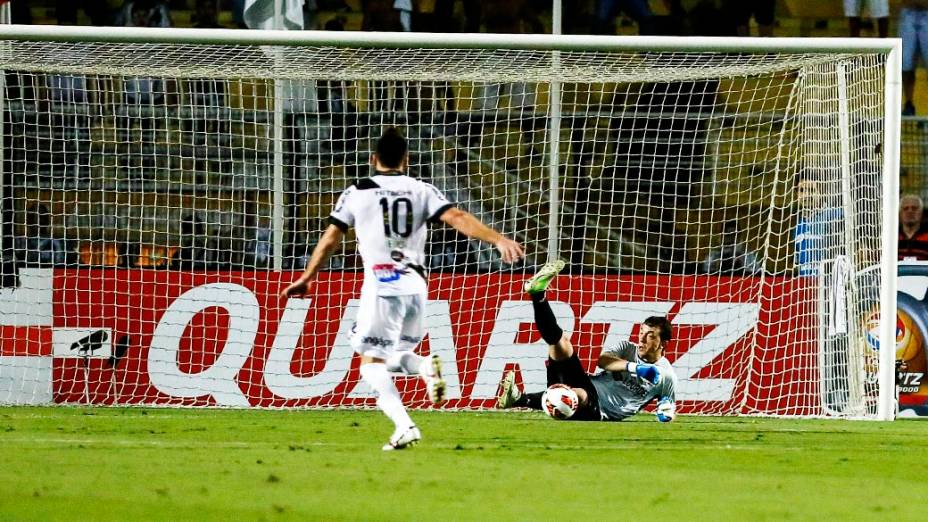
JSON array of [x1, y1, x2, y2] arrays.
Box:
[[0, 27, 898, 419]]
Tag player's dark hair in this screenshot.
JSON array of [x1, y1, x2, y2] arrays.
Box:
[[643, 316, 672, 343], [376, 127, 408, 169]]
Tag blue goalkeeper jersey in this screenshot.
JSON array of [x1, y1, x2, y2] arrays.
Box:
[[589, 341, 677, 421]]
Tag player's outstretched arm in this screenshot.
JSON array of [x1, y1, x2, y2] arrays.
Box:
[[281, 224, 345, 298], [439, 207, 524, 264], [597, 351, 628, 372], [598, 352, 661, 385]]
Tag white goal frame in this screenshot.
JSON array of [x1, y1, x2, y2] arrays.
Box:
[[0, 25, 901, 420]]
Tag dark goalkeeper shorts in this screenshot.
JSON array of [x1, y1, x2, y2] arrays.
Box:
[[546, 354, 602, 421]]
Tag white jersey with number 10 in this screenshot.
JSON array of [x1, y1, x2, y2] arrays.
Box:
[[329, 171, 455, 296]]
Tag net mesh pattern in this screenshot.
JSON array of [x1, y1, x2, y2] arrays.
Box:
[[0, 39, 889, 418]]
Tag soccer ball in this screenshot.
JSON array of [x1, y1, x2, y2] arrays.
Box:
[[541, 384, 578, 419]]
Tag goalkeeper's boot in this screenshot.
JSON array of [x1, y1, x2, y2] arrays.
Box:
[[420, 354, 446, 406], [523, 259, 566, 295], [383, 425, 421, 451], [496, 370, 522, 409]]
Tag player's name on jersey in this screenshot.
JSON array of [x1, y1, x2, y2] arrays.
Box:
[[374, 189, 414, 197]]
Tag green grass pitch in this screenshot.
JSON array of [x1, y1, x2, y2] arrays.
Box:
[[1, 407, 926, 521]]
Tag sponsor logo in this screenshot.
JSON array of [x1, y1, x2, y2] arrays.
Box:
[[375, 190, 413, 197], [361, 336, 393, 348], [617, 378, 648, 400], [899, 372, 924, 394], [373, 263, 406, 282]]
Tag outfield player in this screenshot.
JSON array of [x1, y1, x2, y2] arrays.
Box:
[[282, 127, 524, 450], [497, 260, 678, 422]]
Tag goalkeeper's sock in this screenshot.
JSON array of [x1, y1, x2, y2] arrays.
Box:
[[532, 295, 564, 346], [360, 362, 414, 431], [386, 350, 425, 375], [523, 391, 543, 410]]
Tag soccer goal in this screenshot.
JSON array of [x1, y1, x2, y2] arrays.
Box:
[[0, 25, 899, 419]]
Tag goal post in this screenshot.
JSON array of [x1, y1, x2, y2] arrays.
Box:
[[0, 25, 900, 419]]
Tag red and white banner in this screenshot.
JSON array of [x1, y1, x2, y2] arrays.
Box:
[[1, 269, 820, 414]]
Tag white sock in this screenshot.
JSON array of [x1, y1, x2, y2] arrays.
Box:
[[359, 362, 414, 431], [386, 350, 425, 376]]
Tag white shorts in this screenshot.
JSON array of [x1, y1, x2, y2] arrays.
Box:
[[350, 292, 425, 359], [843, 0, 889, 18]]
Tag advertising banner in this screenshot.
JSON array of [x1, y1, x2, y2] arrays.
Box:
[[897, 262, 928, 417], [27, 270, 818, 415]]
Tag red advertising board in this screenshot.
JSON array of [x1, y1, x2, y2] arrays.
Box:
[[41, 269, 820, 415]]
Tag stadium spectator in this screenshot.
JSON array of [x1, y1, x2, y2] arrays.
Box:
[[231, 0, 246, 28], [727, 0, 775, 37], [244, 218, 273, 269], [497, 261, 678, 422], [899, 194, 928, 259], [193, 0, 223, 28], [288, 233, 314, 270], [184, 0, 226, 140], [56, 0, 116, 26], [593, 0, 655, 35], [472, 1, 541, 112], [170, 213, 209, 270], [205, 226, 240, 270], [118, 1, 173, 106], [845, 0, 889, 37], [318, 0, 352, 11], [361, 1, 410, 113], [701, 221, 763, 275], [320, 13, 347, 32], [361, 0, 405, 31], [15, 204, 71, 267], [686, 0, 738, 36], [395, 0, 413, 31], [652, 210, 693, 274], [316, 16, 362, 158], [48, 73, 89, 104], [428, 227, 475, 272], [135, 244, 175, 268], [652, 0, 687, 35], [900, 1, 928, 115], [794, 177, 843, 276], [281, 128, 524, 450], [432, 0, 481, 32], [118, 242, 141, 268], [9, 0, 31, 24], [483, 0, 544, 34], [115, 0, 172, 27]]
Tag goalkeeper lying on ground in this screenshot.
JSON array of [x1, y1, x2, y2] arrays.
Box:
[[497, 261, 679, 422]]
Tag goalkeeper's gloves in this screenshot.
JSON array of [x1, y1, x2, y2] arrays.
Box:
[[626, 362, 662, 385], [656, 397, 676, 423]]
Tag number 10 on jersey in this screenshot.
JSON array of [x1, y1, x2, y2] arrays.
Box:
[[379, 197, 413, 238]]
